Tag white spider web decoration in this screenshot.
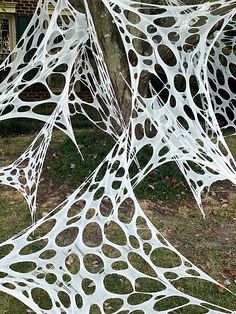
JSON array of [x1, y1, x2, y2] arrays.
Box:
[[0, 0, 235, 313]]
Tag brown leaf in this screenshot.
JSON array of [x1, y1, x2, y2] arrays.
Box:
[[224, 279, 231, 286], [66, 255, 74, 267], [177, 286, 184, 293], [217, 284, 225, 293], [201, 262, 211, 270], [209, 227, 216, 233], [223, 269, 236, 278], [222, 202, 231, 208]]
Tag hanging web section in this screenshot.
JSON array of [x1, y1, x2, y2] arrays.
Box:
[[0, 0, 235, 313]]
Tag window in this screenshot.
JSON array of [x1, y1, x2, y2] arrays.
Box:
[[0, 2, 16, 63], [0, 17, 11, 61]]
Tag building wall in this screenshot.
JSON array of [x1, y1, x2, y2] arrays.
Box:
[[6, 0, 38, 16]]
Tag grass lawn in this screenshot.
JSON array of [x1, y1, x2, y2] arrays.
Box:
[[0, 128, 235, 313]]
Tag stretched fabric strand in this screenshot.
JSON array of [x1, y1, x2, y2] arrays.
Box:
[[0, 0, 235, 313]]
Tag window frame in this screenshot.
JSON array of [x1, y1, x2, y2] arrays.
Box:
[[0, 2, 17, 62]]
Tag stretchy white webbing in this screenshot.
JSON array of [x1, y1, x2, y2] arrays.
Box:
[[0, 0, 235, 313]]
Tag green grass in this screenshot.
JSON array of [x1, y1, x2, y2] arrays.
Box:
[[49, 128, 188, 202], [0, 189, 235, 313], [0, 130, 235, 312], [0, 292, 29, 314], [0, 193, 30, 243], [48, 129, 114, 188], [0, 192, 33, 313]]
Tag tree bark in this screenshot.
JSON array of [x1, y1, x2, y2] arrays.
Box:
[[69, 0, 234, 127], [86, 1, 132, 125]]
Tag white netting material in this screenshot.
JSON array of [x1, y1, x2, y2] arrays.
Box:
[[0, 0, 235, 313]]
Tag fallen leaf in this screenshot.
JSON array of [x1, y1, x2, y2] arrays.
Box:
[[209, 227, 216, 233], [223, 269, 236, 278], [210, 209, 217, 216], [222, 202, 231, 208], [201, 262, 211, 270], [217, 284, 225, 293], [66, 255, 74, 267], [177, 286, 184, 293], [92, 260, 99, 266], [88, 282, 96, 288], [224, 279, 231, 286]]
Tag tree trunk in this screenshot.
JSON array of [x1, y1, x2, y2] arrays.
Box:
[[69, 0, 230, 127], [86, 1, 132, 125]]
